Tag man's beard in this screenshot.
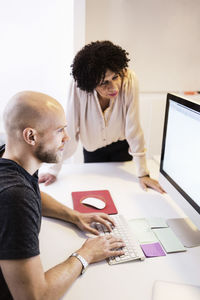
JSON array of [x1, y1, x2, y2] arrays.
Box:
[[35, 144, 60, 163]]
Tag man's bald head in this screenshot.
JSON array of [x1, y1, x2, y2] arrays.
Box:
[[3, 91, 64, 137]]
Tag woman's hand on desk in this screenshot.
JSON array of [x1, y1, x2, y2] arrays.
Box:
[[139, 176, 165, 193], [74, 212, 115, 235], [39, 173, 57, 186]]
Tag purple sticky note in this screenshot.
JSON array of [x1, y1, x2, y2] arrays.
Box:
[[141, 242, 166, 257]]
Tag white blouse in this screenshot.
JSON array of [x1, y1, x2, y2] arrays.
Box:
[[49, 69, 149, 177]]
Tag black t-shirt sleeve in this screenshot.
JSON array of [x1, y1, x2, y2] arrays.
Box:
[[0, 185, 40, 259]]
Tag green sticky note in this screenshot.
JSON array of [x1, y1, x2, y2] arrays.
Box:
[[153, 227, 186, 253]]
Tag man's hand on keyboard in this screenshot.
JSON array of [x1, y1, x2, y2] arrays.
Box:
[[94, 215, 146, 264], [78, 235, 125, 264], [74, 212, 115, 235]]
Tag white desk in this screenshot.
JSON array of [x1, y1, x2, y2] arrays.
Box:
[[39, 161, 200, 300]]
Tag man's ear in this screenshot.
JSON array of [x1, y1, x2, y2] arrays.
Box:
[[22, 128, 37, 146]]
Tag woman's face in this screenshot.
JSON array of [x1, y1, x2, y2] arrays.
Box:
[[95, 69, 122, 100]]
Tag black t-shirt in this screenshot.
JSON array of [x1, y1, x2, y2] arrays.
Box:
[[0, 145, 41, 300]]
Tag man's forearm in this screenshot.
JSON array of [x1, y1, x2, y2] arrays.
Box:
[[40, 191, 78, 224], [44, 256, 83, 300], [1, 253, 85, 300]]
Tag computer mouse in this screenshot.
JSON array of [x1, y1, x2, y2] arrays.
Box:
[[81, 197, 106, 210]]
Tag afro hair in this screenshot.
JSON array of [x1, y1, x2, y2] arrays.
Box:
[[71, 40, 130, 92]]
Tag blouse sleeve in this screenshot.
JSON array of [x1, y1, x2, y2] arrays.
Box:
[[124, 70, 149, 177], [48, 80, 80, 176]]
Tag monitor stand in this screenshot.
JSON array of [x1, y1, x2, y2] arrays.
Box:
[[167, 218, 200, 248]]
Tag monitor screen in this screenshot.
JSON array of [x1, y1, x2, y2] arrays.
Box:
[[159, 93, 200, 246]]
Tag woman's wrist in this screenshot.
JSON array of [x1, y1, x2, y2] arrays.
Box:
[[138, 174, 150, 178]]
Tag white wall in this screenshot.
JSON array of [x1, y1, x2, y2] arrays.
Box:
[[73, 0, 86, 55], [85, 0, 200, 158], [139, 93, 167, 158], [86, 0, 200, 92], [0, 0, 74, 131]]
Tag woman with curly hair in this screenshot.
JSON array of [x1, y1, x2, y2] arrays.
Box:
[[39, 40, 164, 193]]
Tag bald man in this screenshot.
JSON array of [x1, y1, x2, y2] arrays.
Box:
[[0, 91, 124, 300]]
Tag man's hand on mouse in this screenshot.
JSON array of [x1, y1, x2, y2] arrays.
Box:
[[73, 212, 115, 235]]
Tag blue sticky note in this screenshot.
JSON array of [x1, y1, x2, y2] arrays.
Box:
[[141, 242, 166, 257]]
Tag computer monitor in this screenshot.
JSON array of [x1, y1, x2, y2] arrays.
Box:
[[159, 93, 200, 247]]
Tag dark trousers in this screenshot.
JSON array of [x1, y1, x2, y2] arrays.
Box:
[[83, 140, 132, 163]]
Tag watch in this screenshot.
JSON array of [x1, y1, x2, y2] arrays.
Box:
[[70, 252, 88, 275]]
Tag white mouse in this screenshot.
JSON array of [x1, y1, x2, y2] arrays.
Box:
[[81, 197, 106, 210]]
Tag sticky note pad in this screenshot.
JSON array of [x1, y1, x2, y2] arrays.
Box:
[[153, 227, 186, 253], [128, 218, 158, 244], [141, 242, 166, 257]]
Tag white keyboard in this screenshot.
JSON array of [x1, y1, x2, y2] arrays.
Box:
[[94, 214, 145, 265]]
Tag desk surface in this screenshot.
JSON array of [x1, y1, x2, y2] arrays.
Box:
[[39, 161, 200, 300]]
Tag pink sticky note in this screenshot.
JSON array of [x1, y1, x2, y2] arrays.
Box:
[[141, 242, 166, 257]]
